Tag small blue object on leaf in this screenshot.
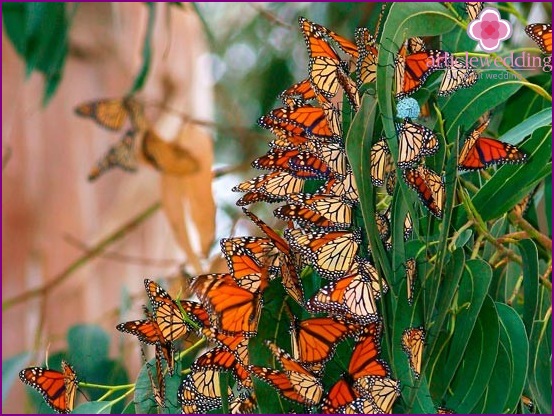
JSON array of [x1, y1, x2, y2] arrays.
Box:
[[396, 97, 421, 119]]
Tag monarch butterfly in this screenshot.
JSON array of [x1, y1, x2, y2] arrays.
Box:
[[141, 129, 199, 176], [232, 171, 305, 206], [88, 130, 138, 181], [525, 23, 552, 54], [19, 360, 78, 414], [370, 138, 394, 187], [405, 258, 417, 305], [259, 113, 340, 143], [191, 273, 262, 336], [321, 378, 367, 414], [458, 117, 527, 171], [306, 257, 386, 324], [375, 212, 392, 250], [299, 17, 360, 111], [252, 148, 330, 179], [263, 103, 337, 140], [403, 165, 445, 219], [395, 40, 451, 99], [117, 304, 176, 375], [438, 58, 478, 96], [178, 369, 233, 413], [144, 279, 195, 343], [353, 376, 401, 414], [521, 395, 534, 412], [322, 323, 389, 413], [230, 391, 257, 414], [220, 239, 271, 293], [249, 341, 323, 405], [74, 96, 143, 131], [465, 2, 484, 21], [437, 405, 455, 414], [268, 135, 310, 151], [285, 228, 361, 280], [401, 326, 425, 379], [319, 170, 360, 203], [221, 235, 280, 273], [242, 209, 305, 305], [306, 141, 348, 177], [192, 346, 252, 388], [355, 27, 379, 87], [280, 78, 318, 106], [274, 193, 352, 229], [289, 316, 361, 367], [396, 118, 439, 168]]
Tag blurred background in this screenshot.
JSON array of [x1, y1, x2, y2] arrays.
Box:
[[2, 2, 383, 413]]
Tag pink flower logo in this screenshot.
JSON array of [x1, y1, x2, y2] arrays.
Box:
[[467, 7, 512, 52]]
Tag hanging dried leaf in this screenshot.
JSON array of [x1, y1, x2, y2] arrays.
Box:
[[159, 123, 215, 273], [141, 128, 199, 176]]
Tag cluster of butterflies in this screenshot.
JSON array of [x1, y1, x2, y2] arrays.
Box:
[[19, 3, 547, 414], [74, 97, 198, 181]]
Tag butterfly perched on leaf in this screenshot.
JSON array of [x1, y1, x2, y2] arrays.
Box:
[[274, 193, 353, 229], [525, 23, 552, 54], [192, 273, 263, 337], [232, 171, 306, 206], [289, 315, 361, 369], [355, 27, 379, 88], [19, 360, 79, 414], [370, 138, 394, 187], [401, 326, 426, 379], [458, 116, 527, 171], [298, 17, 360, 111], [306, 257, 387, 324], [178, 368, 234, 413], [438, 58, 478, 96], [395, 37, 452, 99], [321, 323, 390, 413], [249, 341, 323, 406], [403, 164, 445, 219], [285, 227, 362, 280], [396, 118, 439, 168], [465, 2, 484, 21]]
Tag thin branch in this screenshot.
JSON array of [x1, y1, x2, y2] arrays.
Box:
[[3, 202, 161, 311], [63, 233, 181, 267], [249, 3, 294, 30]]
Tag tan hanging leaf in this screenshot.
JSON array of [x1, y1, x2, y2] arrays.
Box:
[[141, 128, 199, 176]]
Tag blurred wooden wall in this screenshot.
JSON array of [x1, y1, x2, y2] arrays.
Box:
[[2, 3, 213, 413]]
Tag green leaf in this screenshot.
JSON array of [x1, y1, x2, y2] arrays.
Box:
[[67, 324, 110, 368], [130, 3, 156, 94], [519, 240, 539, 337], [71, 401, 113, 414], [495, 303, 529, 413], [439, 70, 523, 142], [446, 295, 499, 413], [499, 107, 553, 145], [2, 2, 69, 104], [134, 356, 181, 414], [471, 126, 552, 220], [527, 302, 552, 413], [428, 258, 492, 400], [479, 337, 510, 413], [2, 352, 31, 401]]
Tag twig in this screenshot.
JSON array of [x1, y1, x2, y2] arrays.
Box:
[[2, 202, 161, 311], [249, 3, 294, 30], [63, 233, 181, 267], [509, 211, 552, 253]]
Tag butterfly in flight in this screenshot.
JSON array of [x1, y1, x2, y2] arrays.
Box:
[[458, 116, 527, 171]]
